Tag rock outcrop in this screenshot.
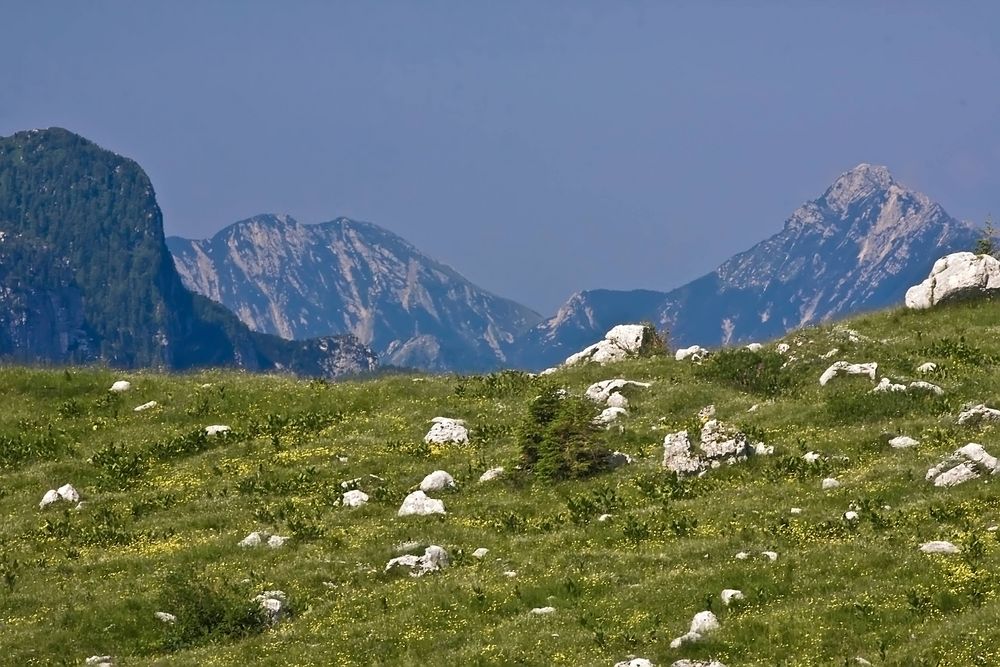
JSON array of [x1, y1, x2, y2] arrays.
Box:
[[905, 252, 1000, 309]]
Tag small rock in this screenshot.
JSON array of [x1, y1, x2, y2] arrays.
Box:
[[776, 343, 791, 354], [239, 532, 264, 548], [386, 545, 451, 577], [844, 511, 859, 521], [822, 478, 840, 490], [663, 431, 704, 474], [154, 611, 177, 624], [472, 548, 489, 559], [872, 377, 906, 393], [745, 343, 763, 352], [790, 507, 803, 514], [917, 362, 938, 374], [397, 490, 446, 517], [503, 570, 518, 578], [889, 436, 919, 449], [205, 424, 230, 436], [819, 361, 878, 386], [761, 551, 779, 561], [606, 392, 629, 409], [721, 589, 744, 605], [803, 451, 822, 463], [530, 606, 556, 615], [133, 400, 158, 412], [675, 345, 709, 362], [419, 470, 456, 493], [598, 513, 613, 522], [585, 379, 652, 403], [920, 541, 960, 555], [747, 404, 759, 413], [424, 417, 469, 445], [615, 659, 654, 667], [697, 404, 716, 421], [86, 657, 114, 667], [57, 484, 79, 502], [479, 467, 504, 483], [932, 462, 979, 487], [734, 551, 750, 560], [606, 451, 633, 468], [909, 381, 944, 396], [342, 489, 370, 507], [109, 380, 131, 393], [595, 406, 629, 425], [254, 590, 289, 625], [672, 661, 728, 667], [670, 610, 719, 648], [820, 348, 840, 359], [267, 535, 290, 549], [39, 489, 61, 508]]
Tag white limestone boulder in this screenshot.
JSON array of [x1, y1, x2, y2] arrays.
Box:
[[57, 484, 79, 502], [745, 343, 763, 352], [920, 541, 960, 555], [908, 381, 944, 396], [267, 535, 290, 548], [872, 377, 906, 393], [386, 545, 450, 577], [675, 345, 709, 362], [889, 436, 919, 449], [565, 324, 661, 366], [905, 252, 1000, 309], [615, 659, 654, 667], [822, 478, 841, 490], [424, 417, 469, 445], [530, 606, 556, 615], [342, 489, 370, 507], [663, 431, 704, 474], [917, 362, 938, 374], [721, 589, 744, 606], [819, 361, 878, 386], [133, 401, 158, 412], [420, 470, 456, 492], [479, 467, 504, 483], [595, 406, 628, 425], [472, 547, 489, 559], [672, 661, 727, 667], [154, 611, 177, 624], [397, 490, 446, 517], [585, 379, 652, 403], [239, 531, 264, 548], [109, 380, 131, 393], [39, 489, 61, 508], [926, 442, 1000, 486], [957, 404, 1000, 426], [670, 610, 719, 649], [606, 392, 629, 409], [254, 590, 289, 625], [205, 424, 230, 436]]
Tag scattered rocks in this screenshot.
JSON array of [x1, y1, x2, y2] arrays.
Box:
[[472, 548, 489, 559], [419, 470, 456, 493], [479, 467, 504, 483], [720, 589, 744, 605], [565, 324, 662, 366], [154, 611, 177, 624], [819, 361, 878, 386], [342, 489, 370, 507], [254, 590, 289, 624], [670, 610, 719, 648], [822, 478, 841, 490], [398, 490, 446, 517], [585, 379, 652, 403], [238, 531, 289, 548], [662, 412, 770, 475], [889, 436, 919, 449], [905, 252, 1000, 309], [133, 400, 158, 412], [424, 417, 469, 445], [920, 541, 960, 555], [205, 424, 230, 436], [675, 345, 709, 362], [957, 404, 1000, 426], [385, 545, 451, 577], [109, 380, 131, 393]]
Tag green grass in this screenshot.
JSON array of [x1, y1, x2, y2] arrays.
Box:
[[6, 299, 1000, 665]]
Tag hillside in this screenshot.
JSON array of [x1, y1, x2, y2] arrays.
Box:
[[518, 164, 978, 369], [0, 128, 376, 377], [4, 296, 1000, 665], [168, 214, 542, 372]]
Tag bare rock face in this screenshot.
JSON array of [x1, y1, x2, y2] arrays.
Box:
[[905, 252, 1000, 309]]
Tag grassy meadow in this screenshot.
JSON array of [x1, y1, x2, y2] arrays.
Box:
[[5, 299, 1000, 665]]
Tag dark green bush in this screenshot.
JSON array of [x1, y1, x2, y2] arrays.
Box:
[[695, 348, 793, 396], [823, 384, 950, 424], [158, 569, 269, 650], [90, 443, 148, 490], [920, 336, 997, 366], [455, 370, 538, 398], [519, 387, 611, 482]]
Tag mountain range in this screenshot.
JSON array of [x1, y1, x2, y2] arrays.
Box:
[[170, 164, 978, 371], [167, 216, 541, 372], [0, 128, 981, 376]]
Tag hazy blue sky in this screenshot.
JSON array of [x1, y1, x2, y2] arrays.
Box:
[[2, 2, 998, 313]]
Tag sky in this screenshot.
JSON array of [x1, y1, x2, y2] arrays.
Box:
[[2, 2, 999, 314]]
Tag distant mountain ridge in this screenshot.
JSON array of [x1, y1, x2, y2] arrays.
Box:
[[514, 164, 979, 369], [168, 215, 542, 371], [0, 128, 376, 377]]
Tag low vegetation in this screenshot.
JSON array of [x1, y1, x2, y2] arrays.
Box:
[[4, 298, 1000, 665]]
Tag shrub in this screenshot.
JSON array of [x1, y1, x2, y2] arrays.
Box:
[[823, 385, 949, 424], [518, 387, 611, 482], [695, 348, 793, 396], [455, 370, 538, 398], [90, 443, 148, 490], [158, 569, 269, 650]]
